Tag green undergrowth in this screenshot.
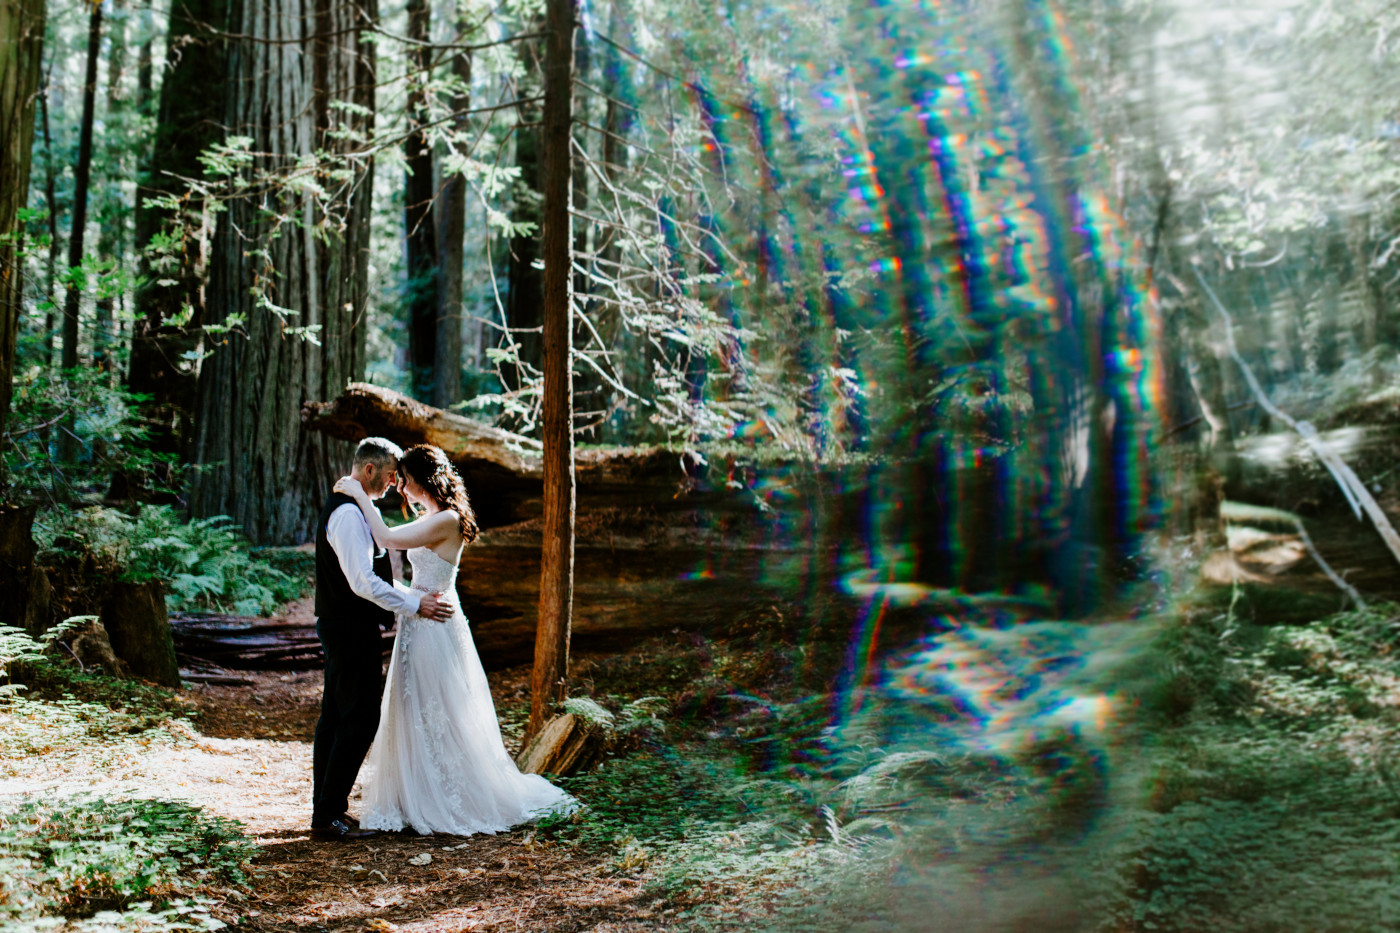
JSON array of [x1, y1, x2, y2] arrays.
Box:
[[1, 624, 195, 777], [35, 506, 311, 617], [1089, 598, 1400, 932], [0, 796, 253, 933], [549, 583, 1400, 931], [539, 608, 1110, 930]]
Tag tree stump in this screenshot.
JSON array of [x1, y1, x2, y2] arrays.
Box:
[[101, 581, 179, 686], [515, 699, 615, 776], [0, 504, 53, 637], [62, 618, 130, 678]]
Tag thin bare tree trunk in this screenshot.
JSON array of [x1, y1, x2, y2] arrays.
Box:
[[56, 2, 102, 463], [432, 22, 469, 410], [0, 0, 45, 475], [528, 0, 576, 738], [94, 0, 129, 373], [403, 0, 438, 401], [506, 23, 544, 396], [62, 3, 102, 375], [37, 63, 57, 367]]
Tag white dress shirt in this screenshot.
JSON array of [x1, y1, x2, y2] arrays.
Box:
[[325, 503, 423, 617]]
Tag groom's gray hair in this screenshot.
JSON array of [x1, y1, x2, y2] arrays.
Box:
[[352, 437, 403, 473]]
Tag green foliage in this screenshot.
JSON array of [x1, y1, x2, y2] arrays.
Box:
[[0, 622, 194, 772], [35, 506, 308, 616], [1088, 603, 1400, 932], [3, 369, 178, 504], [0, 796, 252, 932]]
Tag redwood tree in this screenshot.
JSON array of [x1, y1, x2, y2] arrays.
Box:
[[0, 0, 44, 473], [130, 0, 229, 468], [528, 0, 577, 736], [432, 17, 470, 410], [402, 0, 438, 402], [188, 0, 378, 544]]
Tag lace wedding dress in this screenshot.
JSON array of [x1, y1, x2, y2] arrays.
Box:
[[361, 546, 577, 835]]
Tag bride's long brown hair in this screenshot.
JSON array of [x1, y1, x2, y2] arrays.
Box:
[[396, 445, 480, 544]]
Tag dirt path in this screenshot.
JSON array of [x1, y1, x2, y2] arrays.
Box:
[[189, 662, 671, 933], [3, 636, 673, 932]]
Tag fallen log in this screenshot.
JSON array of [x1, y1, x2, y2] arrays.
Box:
[[515, 699, 616, 776], [300, 383, 702, 499], [302, 382, 542, 477]]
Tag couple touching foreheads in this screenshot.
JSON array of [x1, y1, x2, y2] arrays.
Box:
[[310, 437, 574, 841]]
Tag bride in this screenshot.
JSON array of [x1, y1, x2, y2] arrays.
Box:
[[333, 444, 576, 835]]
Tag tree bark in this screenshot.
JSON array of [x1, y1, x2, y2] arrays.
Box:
[[190, 0, 378, 545], [62, 2, 102, 374], [129, 0, 229, 475], [506, 22, 544, 394], [38, 65, 57, 366], [0, 0, 44, 473], [432, 11, 470, 410], [302, 382, 702, 491], [55, 2, 102, 463], [528, 0, 576, 737], [403, 0, 439, 402], [102, 581, 180, 686], [94, 0, 129, 373]]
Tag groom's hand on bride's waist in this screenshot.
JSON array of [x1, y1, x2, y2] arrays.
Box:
[[418, 592, 453, 622]]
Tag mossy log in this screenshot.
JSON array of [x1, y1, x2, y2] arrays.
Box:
[[515, 709, 613, 776]]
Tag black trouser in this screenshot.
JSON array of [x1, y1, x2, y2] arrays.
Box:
[[311, 617, 384, 827]]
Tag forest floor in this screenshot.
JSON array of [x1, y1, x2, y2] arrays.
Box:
[[0, 638, 677, 932], [7, 486, 1400, 933]]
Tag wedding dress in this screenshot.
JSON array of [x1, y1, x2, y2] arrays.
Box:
[[361, 546, 577, 835]]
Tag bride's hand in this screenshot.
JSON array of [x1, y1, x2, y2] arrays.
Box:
[[334, 476, 368, 502]]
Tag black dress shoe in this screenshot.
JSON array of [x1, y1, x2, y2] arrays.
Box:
[[309, 818, 379, 841]]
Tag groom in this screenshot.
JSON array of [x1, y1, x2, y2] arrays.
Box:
[[310, 436, 452, 841]]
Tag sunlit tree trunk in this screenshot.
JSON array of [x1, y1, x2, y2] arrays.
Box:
[[528, 0, 576, 738], [189, 0, 377, 544], [0, 0, 45, 474]]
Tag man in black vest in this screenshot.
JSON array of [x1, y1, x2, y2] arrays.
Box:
[[311, 437, 452, 841]]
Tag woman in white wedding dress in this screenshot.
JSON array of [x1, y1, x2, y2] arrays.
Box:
[[333, 445, 576, 836]]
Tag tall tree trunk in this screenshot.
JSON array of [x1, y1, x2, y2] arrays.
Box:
[[506, 23, 544, 398], [432, 19, 469, 410], [528, 0, 576, 738], [94, 0, 129, 373], [0, 0, 45, 478], [189, 0, 377, 544], [38, 64, 56, 366], [129, 0, 228, 477], [568, 26, 593, 418], [403, 0, 438, 402], [57, 1, 102, 463]]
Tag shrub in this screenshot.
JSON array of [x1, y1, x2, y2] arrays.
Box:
[[3, 367, 178, 503], [35, 506, 307, 616]]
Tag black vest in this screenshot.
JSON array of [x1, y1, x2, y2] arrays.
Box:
[[315, 492, 395, 627]]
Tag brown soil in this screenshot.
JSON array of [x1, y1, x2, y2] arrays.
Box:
[[174, 658, 676, 932]]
